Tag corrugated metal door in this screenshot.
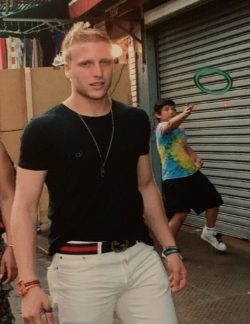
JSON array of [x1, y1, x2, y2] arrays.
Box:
[[155, 0, 250, 239]]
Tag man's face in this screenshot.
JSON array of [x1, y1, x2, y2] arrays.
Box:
[[65, 41, 113, 100], [156, 105, 176, 122]]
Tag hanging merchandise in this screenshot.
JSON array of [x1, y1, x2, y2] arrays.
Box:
[[0, 28, 67, 69], [6, 36, 24, 68], [0, 0, 71, 67], [0, 35, 44, 69]]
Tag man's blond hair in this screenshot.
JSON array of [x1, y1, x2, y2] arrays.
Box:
[[62, 22, 112, 63]]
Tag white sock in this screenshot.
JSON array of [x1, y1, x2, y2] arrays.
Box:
[[204, 225, 215, 232]]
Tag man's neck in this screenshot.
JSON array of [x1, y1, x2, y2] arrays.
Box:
[[63, 95, 111, 117]]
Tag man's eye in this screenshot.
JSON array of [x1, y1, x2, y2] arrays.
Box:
[[81, 62, 91, 67], [101, 60, 112, 65]]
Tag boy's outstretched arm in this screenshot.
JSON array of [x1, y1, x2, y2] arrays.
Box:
[[160, 104, 194, 133]]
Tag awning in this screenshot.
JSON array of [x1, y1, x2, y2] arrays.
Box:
[[69, 0, 102, 19], [144, 0, 209, 27]]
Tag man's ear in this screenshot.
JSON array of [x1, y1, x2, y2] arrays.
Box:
[[64, 64, 71, 79]]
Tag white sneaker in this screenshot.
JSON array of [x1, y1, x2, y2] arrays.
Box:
[[201, 228, 227, 251]]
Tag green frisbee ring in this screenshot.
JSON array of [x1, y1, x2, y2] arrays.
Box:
[[194, 67, 233, 95]]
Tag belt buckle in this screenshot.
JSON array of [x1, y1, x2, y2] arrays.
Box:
[[111, 240, 129, 252]]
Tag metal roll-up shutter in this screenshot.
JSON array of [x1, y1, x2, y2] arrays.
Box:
[[155, 0, 250, 239]]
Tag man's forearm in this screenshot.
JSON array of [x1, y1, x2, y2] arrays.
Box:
[[141, 181, 176, 248], [11, 206, 38, 281]]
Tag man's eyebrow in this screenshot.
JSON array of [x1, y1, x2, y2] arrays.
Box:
[[77, 59, 93, 64]]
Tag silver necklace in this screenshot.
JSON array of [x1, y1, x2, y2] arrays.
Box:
[[77, 107, 114, 178]]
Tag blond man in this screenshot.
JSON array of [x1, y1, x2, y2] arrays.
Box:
[[12, 23, 186, 324]]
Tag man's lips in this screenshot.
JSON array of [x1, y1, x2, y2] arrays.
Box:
[[89, 82, 104, 87]]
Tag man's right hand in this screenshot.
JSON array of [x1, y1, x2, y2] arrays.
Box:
[[21, 286, 54, 323]]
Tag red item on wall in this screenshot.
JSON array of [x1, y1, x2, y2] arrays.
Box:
[[68, 0, 102, 19], [0, 38, 7, 69]]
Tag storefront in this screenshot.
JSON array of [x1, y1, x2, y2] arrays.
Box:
[[144, 0, 250, 239]]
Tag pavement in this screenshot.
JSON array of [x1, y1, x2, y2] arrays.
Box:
[[9, 225, 250, 323]]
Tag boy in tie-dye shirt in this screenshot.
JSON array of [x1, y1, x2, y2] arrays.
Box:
[[154, 98, 226, 252], [156, 123, 199, 181]]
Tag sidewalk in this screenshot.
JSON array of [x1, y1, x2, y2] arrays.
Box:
[[10, 225, 250, 323], [173, 226, 250, 324]]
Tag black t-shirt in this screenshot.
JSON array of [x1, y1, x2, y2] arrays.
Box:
[[19, 100, 152, 255]]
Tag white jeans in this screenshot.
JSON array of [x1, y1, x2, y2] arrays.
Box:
[[47, 242, 177, 324]]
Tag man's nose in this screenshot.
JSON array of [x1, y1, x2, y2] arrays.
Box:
[[92, 63, 103, 76]]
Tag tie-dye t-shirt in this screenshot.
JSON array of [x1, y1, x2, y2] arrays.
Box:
[[155, 124, 198, 180]]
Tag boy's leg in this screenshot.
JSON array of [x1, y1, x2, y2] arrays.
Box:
[[168, 212, 187, 238], [201, 207, 227, 251], [162, 179, 189, 239], [188, 171, 226, 252], [205, 207, 219, 227], [115, 243, 177, 324]]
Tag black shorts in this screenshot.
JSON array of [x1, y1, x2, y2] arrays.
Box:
[[162, 171, 223, 218]]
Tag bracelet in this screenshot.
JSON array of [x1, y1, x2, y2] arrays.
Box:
[[17, 280, 41, 296], [22, 280, 41, 287], [161, 246, 180, 258]]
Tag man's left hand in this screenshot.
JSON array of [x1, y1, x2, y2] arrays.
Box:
[[164, 253, 187, 293]]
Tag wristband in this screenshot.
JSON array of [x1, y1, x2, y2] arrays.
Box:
[[17, 280, 41, 296], [161, 246, 180, 258]]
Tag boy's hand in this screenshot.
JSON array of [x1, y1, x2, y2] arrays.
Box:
[[183, 103, 194, 117], [194, 157, 204, 169]]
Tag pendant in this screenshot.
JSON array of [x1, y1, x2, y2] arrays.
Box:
[[100, 166, 106, 177]]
